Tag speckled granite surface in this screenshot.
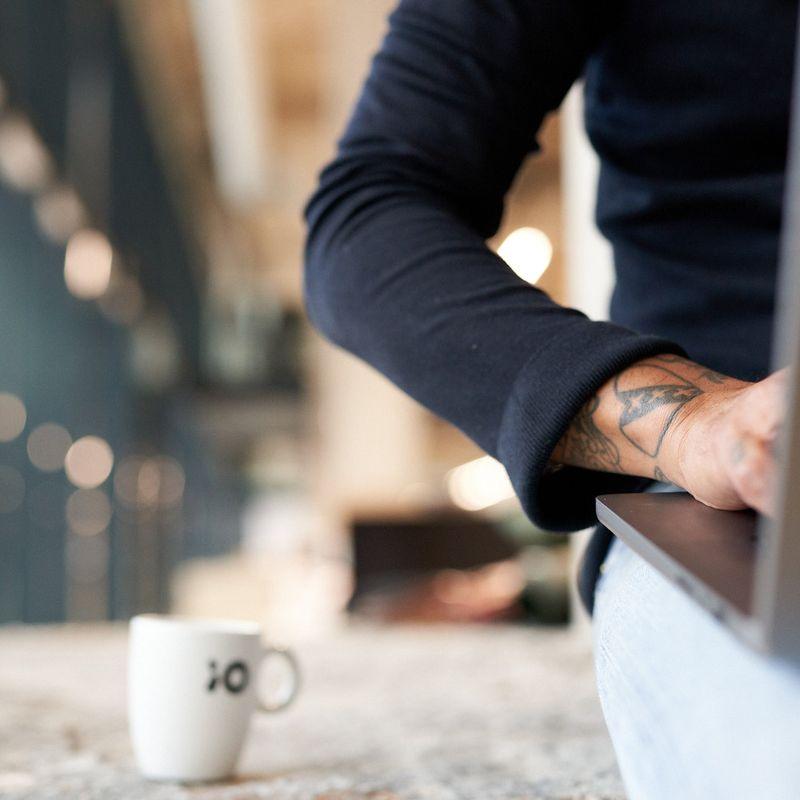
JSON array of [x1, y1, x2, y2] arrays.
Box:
[[0, 624, 624, 799]]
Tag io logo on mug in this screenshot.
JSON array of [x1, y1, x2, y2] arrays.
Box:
[[207, 660, 249, 694], [128, 615, 300, 783]]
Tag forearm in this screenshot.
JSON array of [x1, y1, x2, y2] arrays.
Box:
[[552, 354, 750, 486]]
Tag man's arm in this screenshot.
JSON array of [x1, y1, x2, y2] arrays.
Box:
[[305, 1, 686, 533], [553, 354, 784, 515]]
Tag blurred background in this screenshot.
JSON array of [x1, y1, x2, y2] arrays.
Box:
[[0, 0, 612, 637]]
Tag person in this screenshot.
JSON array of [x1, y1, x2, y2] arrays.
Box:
[[303, 2, 800, 797]]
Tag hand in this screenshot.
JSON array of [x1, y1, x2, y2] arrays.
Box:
[[671, 369, 787, 516], [553, 353, 785, 517]]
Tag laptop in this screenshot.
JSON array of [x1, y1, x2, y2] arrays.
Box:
[[595, 22, 800, 663]]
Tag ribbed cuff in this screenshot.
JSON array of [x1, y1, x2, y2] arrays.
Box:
[[497, 320, 686, 532]]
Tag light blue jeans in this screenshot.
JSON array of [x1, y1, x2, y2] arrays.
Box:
[[594, 536, 800, 800]]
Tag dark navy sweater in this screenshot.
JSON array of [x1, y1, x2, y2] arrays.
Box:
[[304, 0, 795, 609]]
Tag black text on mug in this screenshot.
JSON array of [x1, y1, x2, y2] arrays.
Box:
[[207, 660, 249, 694]]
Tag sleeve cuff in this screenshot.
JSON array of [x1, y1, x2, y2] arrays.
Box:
[[496, 321, 686, 531]]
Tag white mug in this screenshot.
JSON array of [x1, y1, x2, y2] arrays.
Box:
[[128, 614, 300, 783]]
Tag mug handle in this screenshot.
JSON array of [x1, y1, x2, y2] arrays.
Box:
[[256, 646, 300, 713]]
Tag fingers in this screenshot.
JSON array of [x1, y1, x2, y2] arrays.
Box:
[[721, 369, 789, 515], [737, 369, 788, 440], [684, 368, 787, 515], [727, 434, 779, 517]]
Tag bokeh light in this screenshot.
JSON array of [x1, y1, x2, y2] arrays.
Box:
[[0, 114, 53, 192], [497, 227, 553, 285], [0, 465, 25, 514], [26, 423, 71, 472], [130, 312, 181, 391], [66, 489, 112, 537], [65, 436, 114, 489], [33, 185, 87, 244], [114, 455, 185, 509], [98, 272, 144, 325], [0, 393, 26, 442], [64, 228, 114, 300], [446, 455, 516, 512]]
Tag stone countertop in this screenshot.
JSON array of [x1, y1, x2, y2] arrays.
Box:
[[0, 624, 623, 800]]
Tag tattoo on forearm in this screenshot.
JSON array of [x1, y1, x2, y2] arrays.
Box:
[[651, 354, 732, 387], [561, 395, 621, 471], [555, 355, 733, 476], [698, 368, 728, 385], [653, 465, 669, 483], [614, 361, 703, 457]]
